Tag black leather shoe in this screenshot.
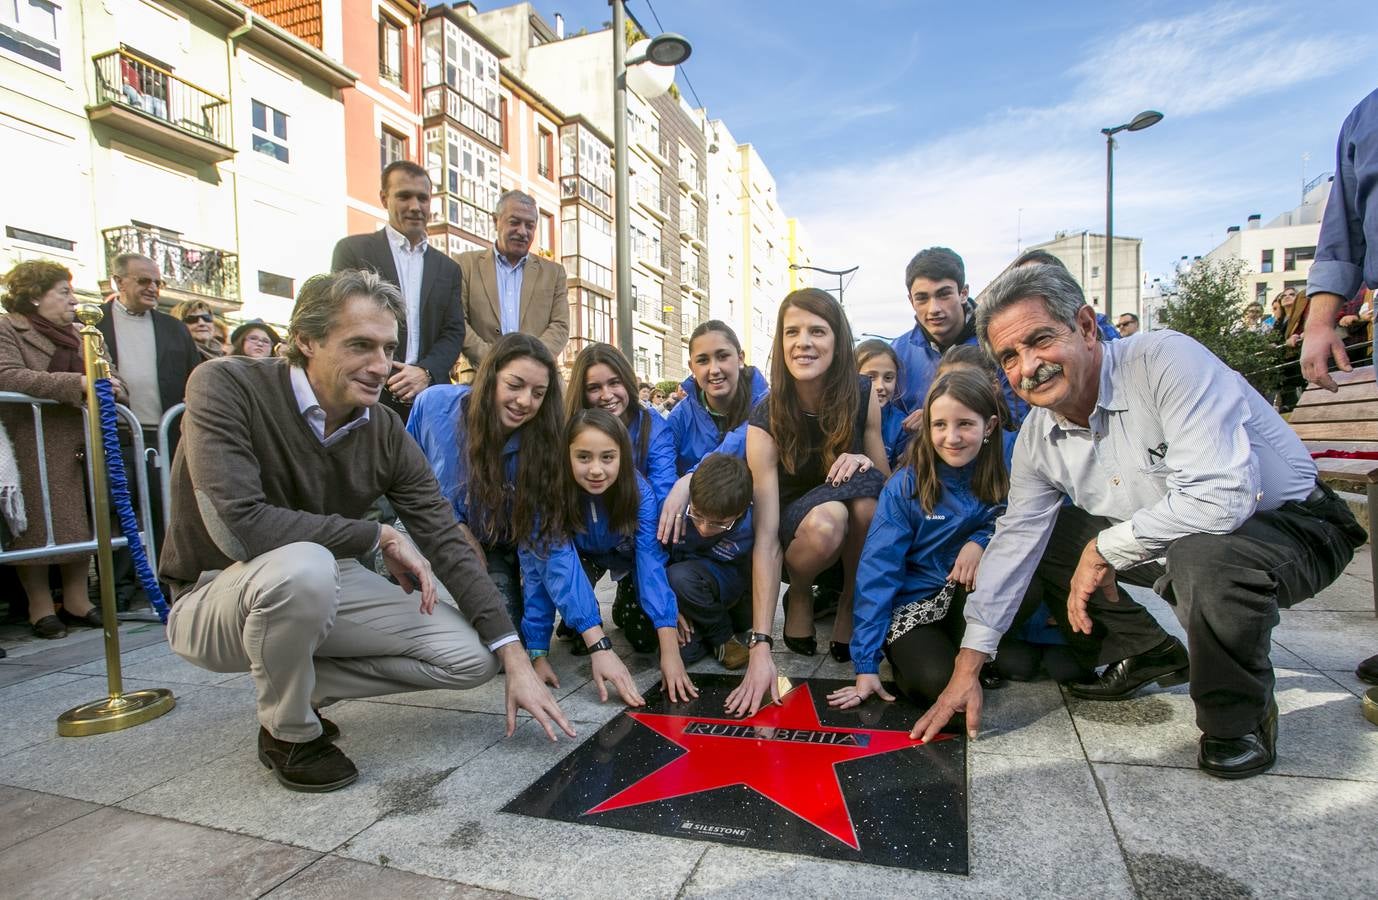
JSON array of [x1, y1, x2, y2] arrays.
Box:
[[1066, 636, 1190, 701], [1199, 700, 1278, 780], [31, 615, 67, 640], [783, 633, 817, 656], [979, 662, 1006, 690], [59, 606, 102, 629], [554, 620, 577, 642], [314, 709, 340, 741], [257, 727, 358, 792], [1357, 653, 1378, 686], [829, 641, 851, 663]]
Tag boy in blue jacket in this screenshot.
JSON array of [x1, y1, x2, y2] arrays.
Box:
[[669, 453, 755, 670]]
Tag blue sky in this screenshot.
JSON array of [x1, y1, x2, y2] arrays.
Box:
[[526, 0, 1375, 337]]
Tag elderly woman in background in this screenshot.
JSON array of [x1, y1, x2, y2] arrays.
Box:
[[0, 260, 124, 639], [172, 299, 225, 362], [230, 319, 281, 359]]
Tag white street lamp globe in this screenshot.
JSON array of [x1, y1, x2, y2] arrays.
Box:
[[625, 39, 677, 98]]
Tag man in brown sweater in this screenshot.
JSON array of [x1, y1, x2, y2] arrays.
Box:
[[161, 270, 572, 793]]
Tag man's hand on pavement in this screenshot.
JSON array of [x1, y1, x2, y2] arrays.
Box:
[[498, 644, 575, 741], [910, 649, 985, 742]]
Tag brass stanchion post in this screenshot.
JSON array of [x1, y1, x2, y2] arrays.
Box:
[[56, 303, 174, 736]]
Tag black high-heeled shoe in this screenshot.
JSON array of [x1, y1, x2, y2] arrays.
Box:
[[829, 641, 851, 663], [783, 633, 817, 656]]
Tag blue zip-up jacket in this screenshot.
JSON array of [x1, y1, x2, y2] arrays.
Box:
[[626, 405, 677, 504], [519, 471, 677, 649], [406, 384, 519, 544], [849, 461, 1007, 675], [879, 402, 910, 469], [665, 367, 770, 475], [891, 318, 1030, 426], [668, 508, 754, 567]]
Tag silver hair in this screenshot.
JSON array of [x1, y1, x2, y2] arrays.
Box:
[[283, 270, 403, 368], [493, 189, 537, 218], [975, 263, 1097, 356], [111, 253, 155, 277]]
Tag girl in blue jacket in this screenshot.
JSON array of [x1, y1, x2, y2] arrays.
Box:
[[406, 333, 565, 629], [855, 339, 909, 469], [828, 369, 1010, 709], [566, 343, 677, 505], [521, 409, 698, 703], [657, 320, 770, 544]]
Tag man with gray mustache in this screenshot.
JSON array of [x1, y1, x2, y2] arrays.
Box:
[[911, 264, 1365, 780]]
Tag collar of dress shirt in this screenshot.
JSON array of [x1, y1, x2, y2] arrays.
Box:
[[493, 243, 528, 271], [289, 364, 370, 433], [385, 224, 428, 254]]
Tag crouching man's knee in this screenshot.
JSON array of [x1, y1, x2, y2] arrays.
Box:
[[245, 542, 341, 627]]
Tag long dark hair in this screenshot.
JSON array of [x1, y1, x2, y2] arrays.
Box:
[[767, 288, 859, 475], [908, 369, 1008, 514], [937, 343, 1014, 430], [563, 408, 640, 538], [689, 319, 753, 431], [466, 333, 565, 547], [566, 343, 652, 471]]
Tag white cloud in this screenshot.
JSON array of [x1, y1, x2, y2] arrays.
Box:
[[778, 2, 1358, 338]]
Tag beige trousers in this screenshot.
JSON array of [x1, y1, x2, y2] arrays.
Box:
[[167, 542, 499, 742]]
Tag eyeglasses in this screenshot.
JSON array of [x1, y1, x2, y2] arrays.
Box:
[[183, 313, 213, 324], [243, 333, 274, 345], [686, 503, 738, 534], [119, 275, 164, 288], [1116, 322, 1134, 331]]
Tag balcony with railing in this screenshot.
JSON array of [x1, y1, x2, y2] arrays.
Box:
[[102, 225, 241, 308], [87, 49, 233, 163]]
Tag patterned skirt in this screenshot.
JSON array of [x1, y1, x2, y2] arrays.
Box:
[[885, 581, 960, 646]]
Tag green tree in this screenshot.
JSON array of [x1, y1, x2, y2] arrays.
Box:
[[1155, 257, 1281, 398]]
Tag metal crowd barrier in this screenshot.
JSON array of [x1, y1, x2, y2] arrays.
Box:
[[154, 402, 185, 538], [0, 391, 158, 571]]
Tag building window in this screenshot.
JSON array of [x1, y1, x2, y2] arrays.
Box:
[[499, 96, 509, 153], [5, 225, 74, 251], [537, 126, 553, 180], [380, 127, 406, 171], [1260, 249, 1273, 274], [539, 209, 555, 256], [258, 270, 293, 298], [1090, 265, 1100, 279], [251, 99, 289, 163], [1, 0, 60, 70], [1283, 246, 1316, 271], [379, 15, 404, 87], [1255, 282, 1268, 304]]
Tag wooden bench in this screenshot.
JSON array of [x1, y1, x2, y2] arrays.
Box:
[[1289, 364, 1378, 614]]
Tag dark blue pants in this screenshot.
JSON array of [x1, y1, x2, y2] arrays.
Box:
[[668, 558, 750, 649]]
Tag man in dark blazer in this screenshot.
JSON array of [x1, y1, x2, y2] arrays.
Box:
[[331, 161, 464, 420], [96, 252, 201, 607]]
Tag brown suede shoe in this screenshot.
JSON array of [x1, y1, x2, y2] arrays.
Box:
[[257, 727, 358, 793], [716, 637, 750, 671]]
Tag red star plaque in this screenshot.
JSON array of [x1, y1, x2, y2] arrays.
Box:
[[584, 683, 954, 849]]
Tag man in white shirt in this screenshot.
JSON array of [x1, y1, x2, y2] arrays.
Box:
[[913, 263, 1365, 779], [331, 161, 465, 422]]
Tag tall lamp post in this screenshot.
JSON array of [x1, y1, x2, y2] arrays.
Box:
[[612, 0, 690, 359], [1101, 109, 1163, 321], [789, 263, 859, 305]]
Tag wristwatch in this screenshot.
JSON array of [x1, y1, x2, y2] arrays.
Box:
[[585, 635, 614, 654], [746, 632, 774, 649]]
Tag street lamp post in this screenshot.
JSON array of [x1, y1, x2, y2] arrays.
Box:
[[1100, 109, 1162, 321], [611, 0, 690, 359], [789, 263, 859, 305]]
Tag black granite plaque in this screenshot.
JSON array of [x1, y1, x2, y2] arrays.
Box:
[[503, 675, 968, 874]]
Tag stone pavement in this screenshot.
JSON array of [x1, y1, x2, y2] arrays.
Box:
[[1, 559, 1376, 899]]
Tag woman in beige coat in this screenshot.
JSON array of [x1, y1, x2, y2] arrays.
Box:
[[0, 261, 124, 639]]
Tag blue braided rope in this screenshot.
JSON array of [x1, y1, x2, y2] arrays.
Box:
[[95, 378, 169, 623]]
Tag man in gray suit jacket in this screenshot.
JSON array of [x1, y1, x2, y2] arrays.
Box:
[[331, 161, 465, 419], [456, 190, 569, 379]]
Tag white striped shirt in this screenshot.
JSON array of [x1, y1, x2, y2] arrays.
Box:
[[962, 330, 1317, 657]]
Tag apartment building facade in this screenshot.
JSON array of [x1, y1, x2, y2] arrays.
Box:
[[1, 0, 353, 327], [1203, 175, 1332, 309]]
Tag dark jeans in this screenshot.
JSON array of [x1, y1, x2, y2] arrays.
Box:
[[1039, 489, 1362, 737], [667, 558, 750, 649], [483, 543, 521, 635]]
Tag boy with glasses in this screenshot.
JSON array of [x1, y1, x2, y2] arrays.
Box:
[[669, 454, 755, 670]]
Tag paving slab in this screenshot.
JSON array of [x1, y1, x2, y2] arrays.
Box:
[[0, 785, 100, 852], [968, 679, 1083, 761], [1298, 573, 1378, 611], [266, 854, 521, 898], [0, 679, 253, 804], [1066, 668, 1378, 780], [337, 721, 705, 899], [120, 700, 508, 852], [0, 672, 124, 756], [1095, 762, 1378, 900], [1323, 668, 1376, 699], [0, 805, 318, 900], [680, 752, 1132, 899], [1343, 552, 1373, 583], [0, 662, 68, 688], [0, 621, 167, 663], [1272, 609, 1378, 670]]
